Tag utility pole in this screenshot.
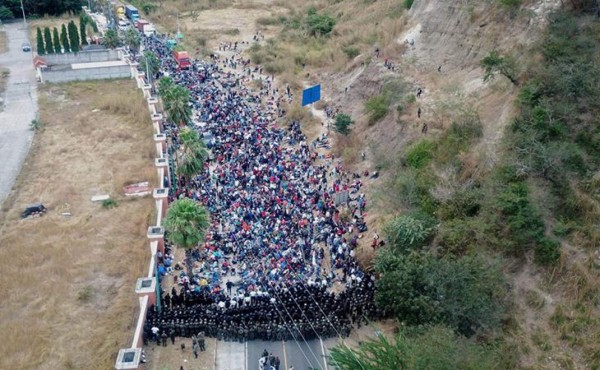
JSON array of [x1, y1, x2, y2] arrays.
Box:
[[19, 0, 27, 27]]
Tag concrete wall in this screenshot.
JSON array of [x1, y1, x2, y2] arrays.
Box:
[[43, 49, 122, 65], [115, 64, 170, 370], [41, 65, 131, 83]]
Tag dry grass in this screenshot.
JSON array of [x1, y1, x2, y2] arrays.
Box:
[[0, 67, 9, 112], [0, 30, 7, 54], [0, 80, 156, 370]]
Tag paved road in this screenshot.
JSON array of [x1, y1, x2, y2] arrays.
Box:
[[215, 339, 329, 370], [0, 22, 37, 207]]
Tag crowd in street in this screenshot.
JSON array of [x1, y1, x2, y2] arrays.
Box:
[[139, 34, 379, 344]]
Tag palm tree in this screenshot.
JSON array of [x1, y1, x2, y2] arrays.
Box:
[[163, 198, 210, 250], [162, 84, 192, 126], [125, 28, 141, 54], [177, 127, 208, 180]]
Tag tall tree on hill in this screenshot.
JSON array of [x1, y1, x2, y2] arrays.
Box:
[[68, 21, 80, 53], [79, 15, 88, 45], [43, 27, 54, 54], [60, 24, 70, 53], [52, 27, 61, 54], [36, 27, 46, 55]]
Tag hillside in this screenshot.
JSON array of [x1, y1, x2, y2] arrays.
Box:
[[106, 0, 600, 368]]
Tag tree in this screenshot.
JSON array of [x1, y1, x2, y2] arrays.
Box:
[[375, 250, 505, 336], [60, 24, 70, 53], [102, 29, 119, 49], [480, 50, 519, 85], [43, 27, 54, 54], [140, 51, 161, 80], [125, 28, 141, 54], [79, 16, 88, 45], [52, 27, 61, 53], [163, 198, 210, 250], [329, 325, 504, 370], [36, 28, 46, 55], [158, 76, 175, 96], [68, 20, 80, 52], [161, 84, 192, 126], [177, 127, 208, 180], [334, 113, 353, 135], [141, 2, 157, 15], [0, 6, 15, 20]]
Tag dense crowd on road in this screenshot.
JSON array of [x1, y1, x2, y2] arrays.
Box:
[[138, 34, 380, 344]]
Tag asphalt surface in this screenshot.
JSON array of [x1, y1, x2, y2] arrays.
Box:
[[0, 22, 37, 207], [215, 339, 329, 370]]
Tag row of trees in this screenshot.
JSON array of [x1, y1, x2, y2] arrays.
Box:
[[0, 0, 82, 20], [158, 73, 210, 251], [35, 15, 94, 54]]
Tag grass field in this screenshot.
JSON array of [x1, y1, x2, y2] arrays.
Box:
[[0, 80, 155, 370]]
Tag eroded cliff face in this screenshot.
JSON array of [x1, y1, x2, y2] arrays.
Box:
[[323, 0, 561, 168]]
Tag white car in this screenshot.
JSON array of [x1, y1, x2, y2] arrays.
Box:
[[118, 20, 130, 27]]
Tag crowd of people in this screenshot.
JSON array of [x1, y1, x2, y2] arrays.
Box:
[[139, 34, 380, 344]]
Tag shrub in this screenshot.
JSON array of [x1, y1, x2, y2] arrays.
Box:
[[306, 10, 336, 36], [364, 95, 389, 125], [383, 213, 436, 253], [405, 140, 434, 169], [495, 181, 545, 255], [335, 113, 354, 135], [535, 237, 561, 265], [403, 0, 415, 9], [102, 199, 118, 209], [375, 251, 505, 336], [342, 46, 360, 59]]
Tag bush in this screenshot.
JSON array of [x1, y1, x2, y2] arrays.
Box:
[[405, 140, 434, 169], [495, 180, 545, 255], [0, 6, 14, 20], [535, 237, 561, 265], [342, 46, 360, 59], [306, 10, 336, 36], [364, 95, 389, 125], [437, 218, 479, 255], [330, 325, 505, 370], [403, 0, 415, 9], [335, 113, 354, 135], [383, 213, 436, 253], [375, 251, 505, 336], [102, 199, 118, 209]]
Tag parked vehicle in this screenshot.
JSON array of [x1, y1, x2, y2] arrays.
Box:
[[21, 42, 31, 52], [173, 50, 191, 70], [125, 4, 139, 22]]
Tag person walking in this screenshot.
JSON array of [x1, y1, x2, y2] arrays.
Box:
[[161, 331, 168, 347], [193, 341, 199, 359]]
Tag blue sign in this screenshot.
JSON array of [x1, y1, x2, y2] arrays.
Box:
[[302, 84, 321, 106]]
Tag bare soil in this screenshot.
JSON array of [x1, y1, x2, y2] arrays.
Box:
[[0, 80, 156, 370]]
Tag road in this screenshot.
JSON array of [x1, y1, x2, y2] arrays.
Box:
[[215, 339, 330, 370], [0, 22, 37, 207]]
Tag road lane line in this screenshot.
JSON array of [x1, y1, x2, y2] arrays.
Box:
[[282, 340, 288, 370], [320, 338, 328, 370], [245, 341, 248, 370]]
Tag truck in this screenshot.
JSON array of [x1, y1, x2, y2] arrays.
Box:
[[135, 19, 156, 36], [116, 5, 125, 19], [173, 50, 191, 70], [125, 5, 139, 22]]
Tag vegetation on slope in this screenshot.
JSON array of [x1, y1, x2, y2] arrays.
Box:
[[344, 3, 600, 369]]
